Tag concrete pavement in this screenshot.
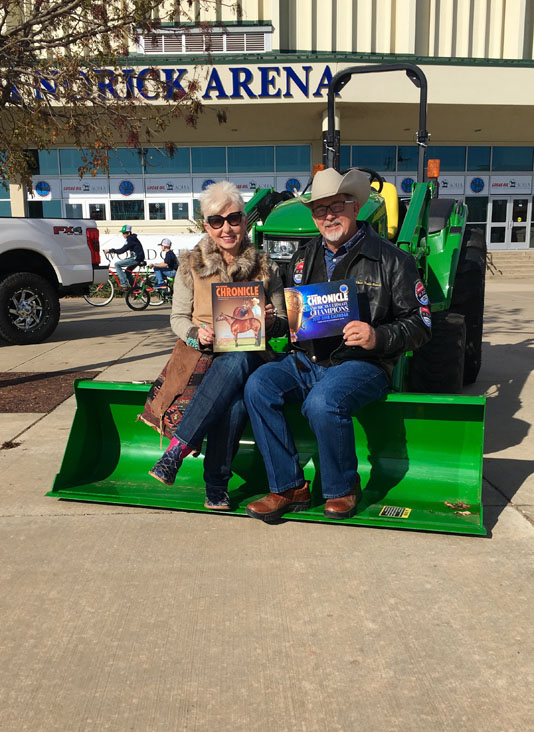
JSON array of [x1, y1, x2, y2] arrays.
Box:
[[0, 284, 532, 731]]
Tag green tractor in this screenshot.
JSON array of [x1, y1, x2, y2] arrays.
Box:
[[247, 62, 486, 394], [49, 64, 487, 535]]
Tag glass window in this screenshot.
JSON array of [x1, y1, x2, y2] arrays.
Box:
[[108, 148, 143, 175], [89, 203, 107, 220], [465, 223, 486, 240], [28, 150, 59, 175], [59, 149, 87, 176], [148, 202, 166, 220], [0, 182, 9, 199], [228, 146, 274, 173], [339, 145, 351, 171], [491, 200, 507, 223], [467, 147, 490, 171], [0, 200, 11, 216], [490, 227, 506, 244], [65, 203, 83, 218], [511, 198, 528, 223], [275, 145, 310, 172], [511, 227, 526, 243], [465, 196, 488, 223], [172, 202, 189, 219], [193, 198, 202, 219], [397, 146, 418, 172], [110, 200, 144, 220], [27, 200, 62, 218], [492, 147, 534, 171], [192, 147, 226, 173], [427, 146, 466, 171], [144, 147, 190, 174], [352, 145, 396, 172]]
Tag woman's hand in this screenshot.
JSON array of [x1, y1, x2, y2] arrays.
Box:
[[265, 303, 278, 329], [198, 324, 215, 346]]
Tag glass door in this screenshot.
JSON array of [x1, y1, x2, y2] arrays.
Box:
[[488, 198, 531, 249], [509, 198, 529, 247]]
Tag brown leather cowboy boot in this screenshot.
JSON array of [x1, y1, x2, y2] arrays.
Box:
[[246, 482, 311, 522], [323, 478, 362, 519]]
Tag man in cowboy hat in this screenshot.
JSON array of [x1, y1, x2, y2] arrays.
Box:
[[244, 167, 432, 522], [250, 297, 261, 318]]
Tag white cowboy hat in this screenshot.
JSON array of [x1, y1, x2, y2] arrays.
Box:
[[303, 168, 370, 208], [251, 297, 260, 303]]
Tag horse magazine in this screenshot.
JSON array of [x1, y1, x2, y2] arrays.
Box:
[[211, 281, 266, 352], [284, 279, 359, 342]]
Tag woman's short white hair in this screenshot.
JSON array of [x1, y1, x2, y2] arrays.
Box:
[[199, 181, 245, 219]]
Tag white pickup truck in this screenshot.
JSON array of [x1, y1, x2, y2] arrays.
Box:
[[0, 217, 108, 344]]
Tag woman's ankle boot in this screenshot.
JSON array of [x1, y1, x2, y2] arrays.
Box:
[[149, 438, 192, 486]]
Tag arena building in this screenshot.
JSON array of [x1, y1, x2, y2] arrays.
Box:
[[7, 0, 534, 252]]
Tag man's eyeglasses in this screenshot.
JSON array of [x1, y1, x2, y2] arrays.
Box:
[[311, 200, 355, 219], [206, 211, 244, 229]]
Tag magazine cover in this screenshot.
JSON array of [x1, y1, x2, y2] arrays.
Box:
[[284, 279, 359, 342], [211, 280, 265, 352]]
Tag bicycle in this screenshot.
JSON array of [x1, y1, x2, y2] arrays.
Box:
[[83, 255, 147, 307], [83, 254, 119, 306], [125, 267, 175, 311], [148, 272, 175, 308]]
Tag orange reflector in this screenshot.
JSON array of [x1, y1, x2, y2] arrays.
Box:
[[312, 164, 325, 177], [427, 159, 440, 179]]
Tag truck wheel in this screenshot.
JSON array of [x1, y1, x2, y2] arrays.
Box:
[[408, 311, 466, 394], [450, 227, 486, 384], [0, 272, 60, 345]]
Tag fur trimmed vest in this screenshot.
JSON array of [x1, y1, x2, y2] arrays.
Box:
[[179, 235, 274, 329]]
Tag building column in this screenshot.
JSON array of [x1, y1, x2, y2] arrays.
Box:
[[9, 182, 26, 217]]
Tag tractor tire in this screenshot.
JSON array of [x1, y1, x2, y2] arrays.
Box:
[[450, 227, 486, 384], [0, 272, 60, 345], [408, 311, 466, 394]]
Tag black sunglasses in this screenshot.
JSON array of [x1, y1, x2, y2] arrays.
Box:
[[206, 211, 244, 229]]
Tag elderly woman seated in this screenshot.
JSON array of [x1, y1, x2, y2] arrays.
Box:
[[148, 181, 288, 509]]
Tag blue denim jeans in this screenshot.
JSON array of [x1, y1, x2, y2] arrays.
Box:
[[115, 257, 138, 287], [244, 353, 388, 498], [175, 351, 264, 493], [153, 268, 175, 286]]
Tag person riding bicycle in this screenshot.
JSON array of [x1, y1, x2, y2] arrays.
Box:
[[104, 225, 145, 290], [152, 238, 178, 289]]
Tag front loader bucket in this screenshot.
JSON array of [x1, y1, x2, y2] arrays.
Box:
[[49, 381, 486, 536]]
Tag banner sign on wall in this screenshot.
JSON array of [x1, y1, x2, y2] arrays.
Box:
[[490, 176, 532, 194], [438, 176, 465, 194], [61, 179, 109, 196], [109, 178, 144, 196], [468, 176, 489, 195], [28, 179, 61, 200], [231, 176, 275, 192], [145, 179, 192, 195]]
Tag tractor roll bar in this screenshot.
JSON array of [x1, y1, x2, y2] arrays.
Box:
[[325, 63, 429, 183]]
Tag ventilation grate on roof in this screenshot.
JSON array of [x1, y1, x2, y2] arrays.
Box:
[[140, 32, 266, 54]]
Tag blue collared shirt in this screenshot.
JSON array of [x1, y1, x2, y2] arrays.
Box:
[[323, 223, 367, 280]]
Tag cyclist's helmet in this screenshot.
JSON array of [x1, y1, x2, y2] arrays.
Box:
[[121, 224, 132, 234]]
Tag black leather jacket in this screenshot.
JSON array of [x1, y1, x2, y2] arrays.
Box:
[[287, 223, 432, 379]]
